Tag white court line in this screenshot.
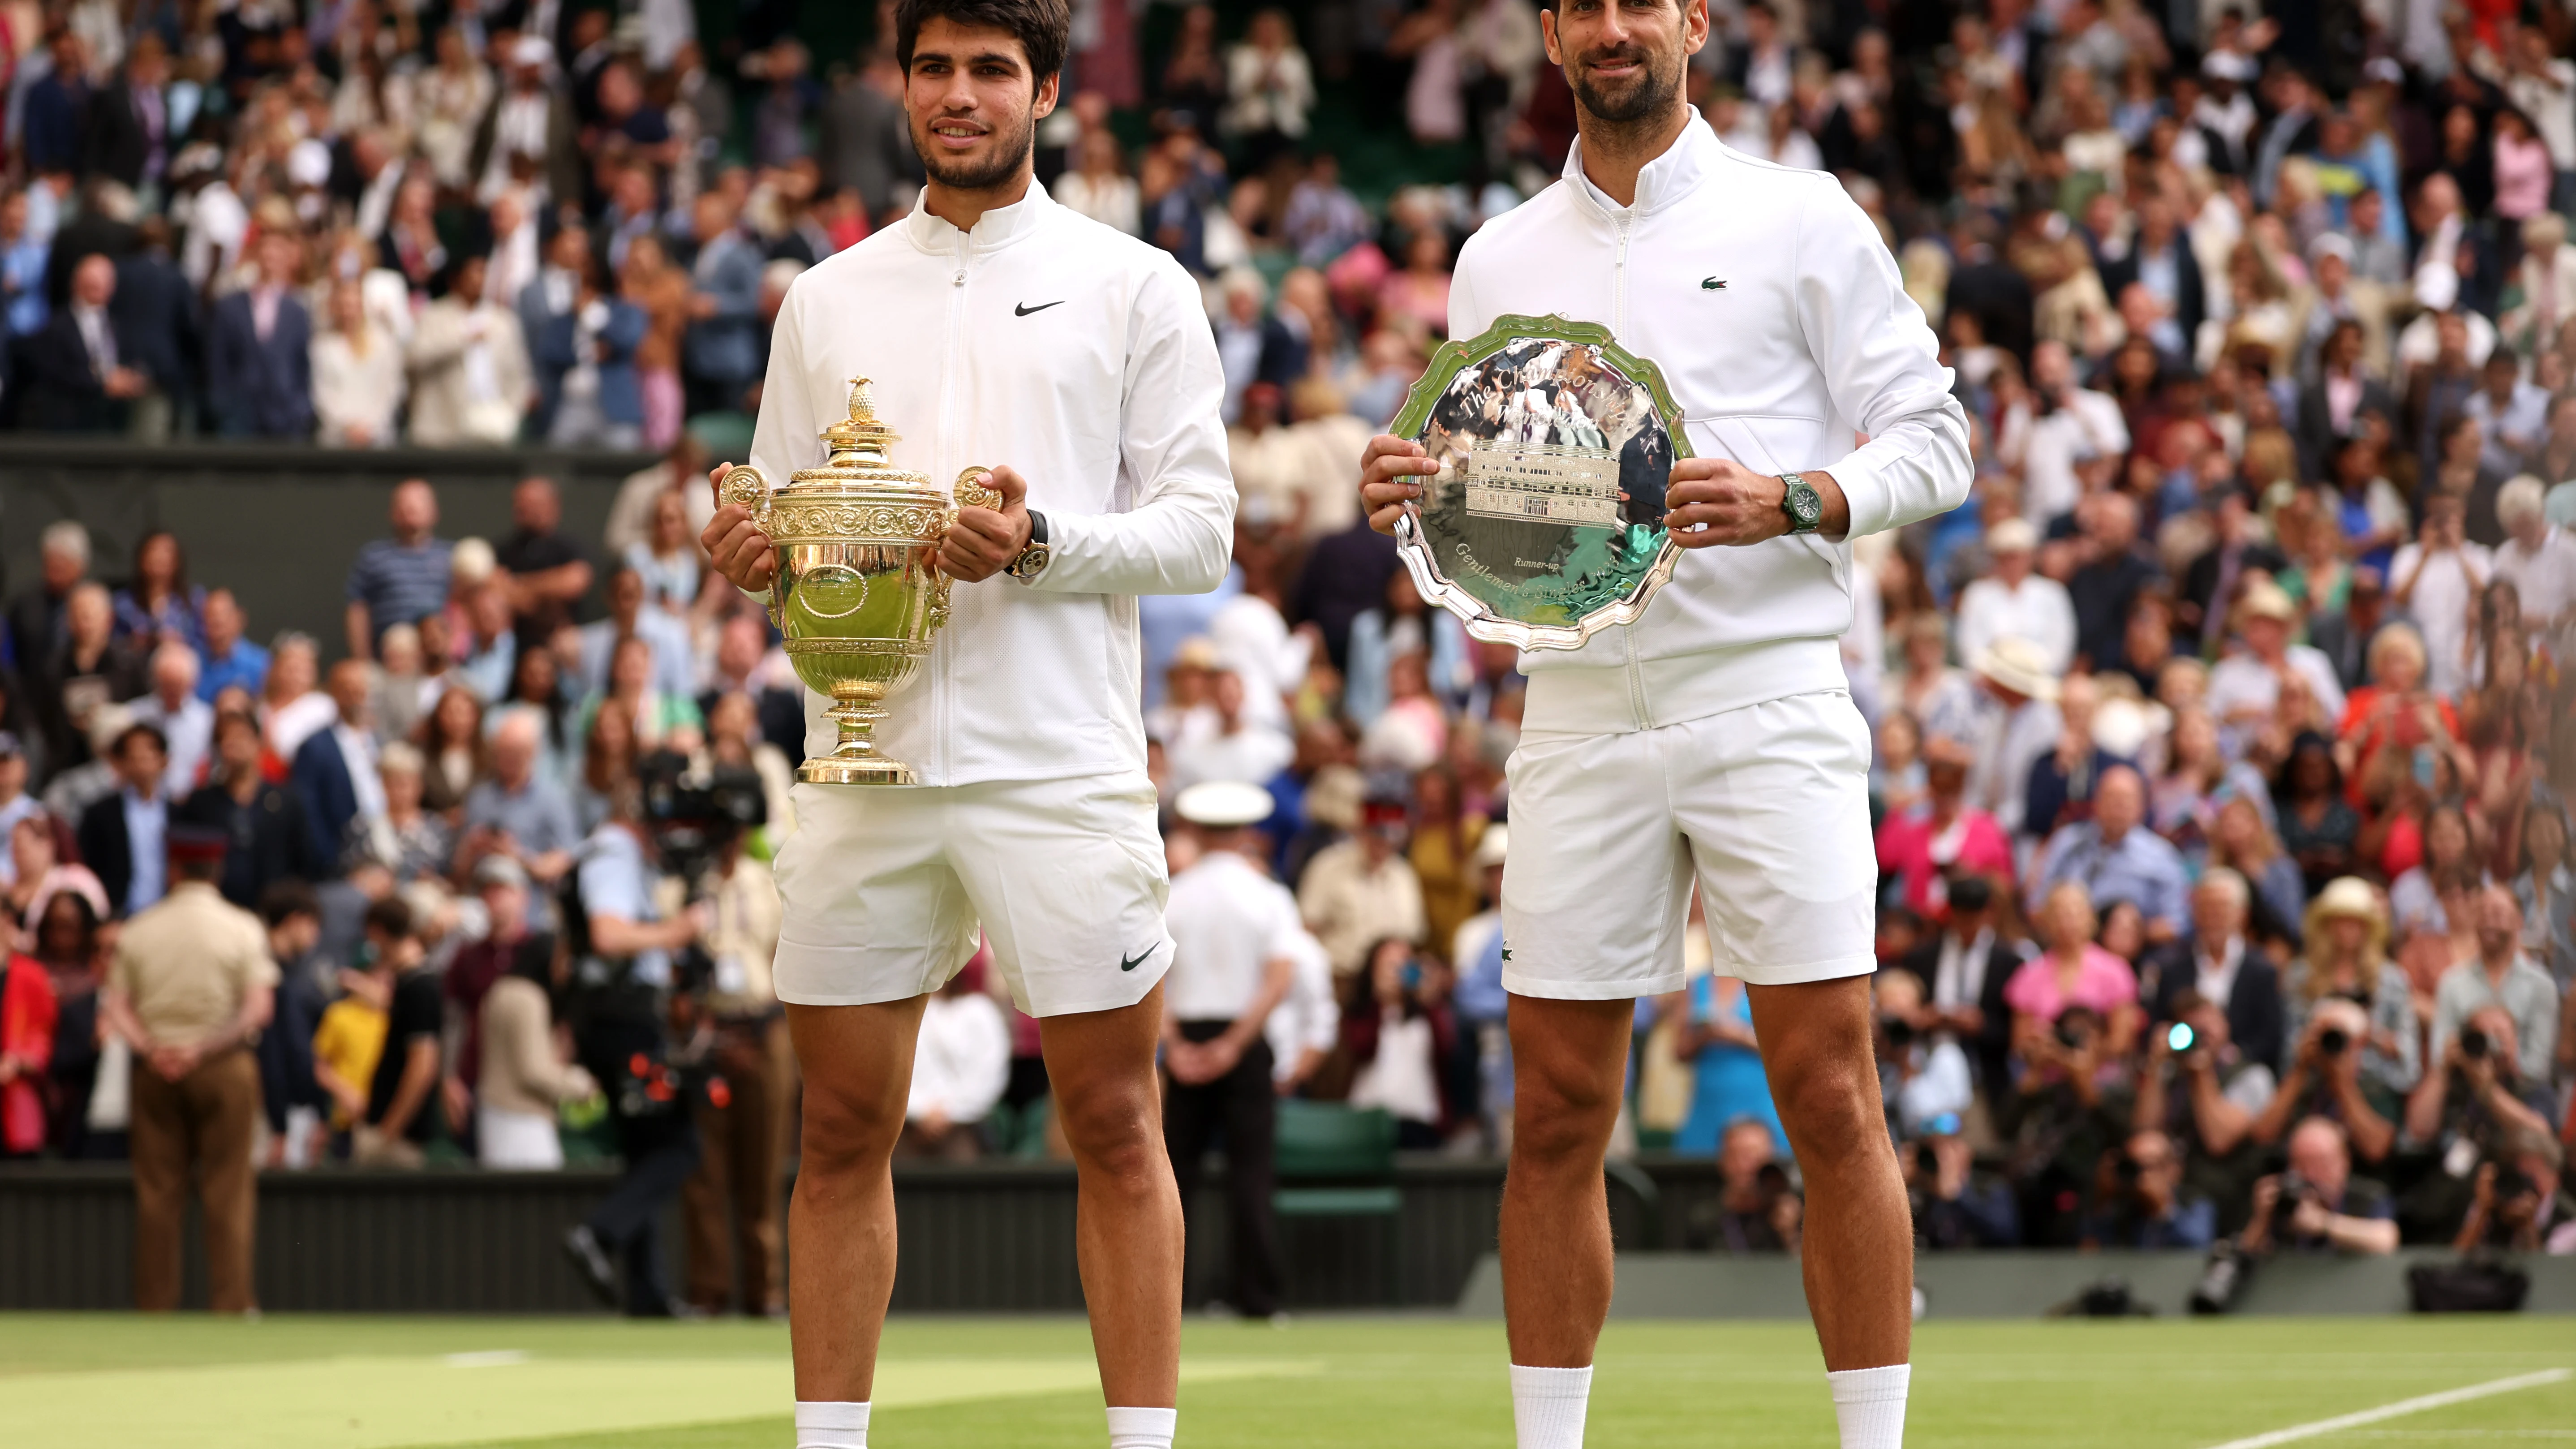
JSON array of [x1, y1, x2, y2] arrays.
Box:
[[2205, 1369, 2572, 1449], [442, 1350, 530, 1368]]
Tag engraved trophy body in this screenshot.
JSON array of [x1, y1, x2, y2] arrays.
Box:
[[719, 378, 997, 785]]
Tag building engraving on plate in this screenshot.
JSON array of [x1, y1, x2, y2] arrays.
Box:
[[1461, 440, 1620, 527]]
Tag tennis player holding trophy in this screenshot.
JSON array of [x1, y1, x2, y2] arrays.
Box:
[[699, 4, 1231, 1449], [1360, 3, 1971, 1447]]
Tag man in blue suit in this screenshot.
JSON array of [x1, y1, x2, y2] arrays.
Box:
[[289, 659, 378, 871], [206, 230, 313, 438]]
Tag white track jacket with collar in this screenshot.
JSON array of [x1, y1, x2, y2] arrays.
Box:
[[1451, 112, 1971, 735], [747, 182, 1235, 787]]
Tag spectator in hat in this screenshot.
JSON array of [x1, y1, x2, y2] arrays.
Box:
[[101, 823, 275, 1311], [1297, 785, 1426, 978], [76, 721, 174, 916], [2206, 580, 2347, 748], [1954, 517, 2075, 677], [1163, 779, 1302, 1317], [1960, 636, 2063, 839], [471, 35, 581, 206]]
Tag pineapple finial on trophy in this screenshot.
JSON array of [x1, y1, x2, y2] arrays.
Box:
[[820, 376, 900, 467]]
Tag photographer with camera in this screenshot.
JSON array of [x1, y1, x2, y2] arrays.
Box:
[[2134, 990, 2274, 1235], [2425, 885, 2559, 1095], [680, 808, 787, 1318], [560, 775, 711, 1318], [2238, 1117, 2400, 1256], [2087, 1128, 2217, 1249], [2141, 869, 2285, 1076], [2251, 996, 2398, 1168], [2401, 1005, 2557, 1240], [2452, 1123, 2572, 1253]]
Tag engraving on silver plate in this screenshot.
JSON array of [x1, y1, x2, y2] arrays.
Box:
[[1461, 440, 1621, 527]]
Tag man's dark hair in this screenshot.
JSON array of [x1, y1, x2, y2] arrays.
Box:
[[895, 0, 1071, 81], [115, 722, 169, 759], [363, 895, 415, 942], [258, 878, 320, 929]]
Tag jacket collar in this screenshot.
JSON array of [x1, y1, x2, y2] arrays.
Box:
[[902, 178, 1055, 255], [1562, 107, 1718, 221]]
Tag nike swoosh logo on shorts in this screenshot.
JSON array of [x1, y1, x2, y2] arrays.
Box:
[[1120, 947, 1153, 972]]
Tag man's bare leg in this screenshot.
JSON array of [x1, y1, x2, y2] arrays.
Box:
[[1037, 983, 1184, 1412], [1745, 976, 1911, 1368], [783, 997, 928, 1409], [1493, 994, 1632, 1449], [1497, 995, 1633, 1369], [1749, 975, 1914, 1446]]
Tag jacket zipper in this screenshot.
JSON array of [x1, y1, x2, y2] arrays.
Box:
[[1612, 207, 1648, 728], [938, 233, 970, 780]]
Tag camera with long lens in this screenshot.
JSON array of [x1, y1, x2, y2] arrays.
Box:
[[2460, 1026, 2490, 1060], [2318, 1026, 2350, 1056]]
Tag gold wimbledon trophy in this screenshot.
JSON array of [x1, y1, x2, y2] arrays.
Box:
[[719, 378, 996, 786]]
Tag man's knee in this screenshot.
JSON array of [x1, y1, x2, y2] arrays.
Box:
[[1054, 1078, 1166, 1185], [1767, 1043, 1885, 1161], [1512, 1050, 1623, 1166], [799, 1076, 904, 1181]]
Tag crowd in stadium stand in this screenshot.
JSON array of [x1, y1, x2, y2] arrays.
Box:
[[1, 0, 2575, 1286]]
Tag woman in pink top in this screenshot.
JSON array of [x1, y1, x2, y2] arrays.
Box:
[[2493, 108, 2555, 223], [2005, 882, 2143, 1053]]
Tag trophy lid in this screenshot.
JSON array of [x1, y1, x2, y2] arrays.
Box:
[[821, 378, 900, 466]]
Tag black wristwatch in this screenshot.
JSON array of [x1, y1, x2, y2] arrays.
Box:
[[1006, 509, 1052, 582], [1779, 473, 1824, 535]]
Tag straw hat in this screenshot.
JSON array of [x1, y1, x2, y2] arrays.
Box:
[[1972, 636, 2062, 702], [2302, 876, 2388, 956]]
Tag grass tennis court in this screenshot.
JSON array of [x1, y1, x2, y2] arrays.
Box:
[[1, 1312, 2570, 1448]]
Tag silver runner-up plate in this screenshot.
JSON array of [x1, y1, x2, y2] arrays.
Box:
[[1389, 313, 1687, 651]]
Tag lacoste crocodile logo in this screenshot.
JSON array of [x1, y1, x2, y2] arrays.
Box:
[[1701, 278, 1727, 290]]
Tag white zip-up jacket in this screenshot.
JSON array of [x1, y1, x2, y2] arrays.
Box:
[[748, 183, 1235, 786], [1451, 112, 1971, 734]]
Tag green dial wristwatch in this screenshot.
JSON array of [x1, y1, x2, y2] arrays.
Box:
[[1779, 473, 1824, 535]]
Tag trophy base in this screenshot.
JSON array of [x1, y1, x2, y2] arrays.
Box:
[[798, 754, 919, 787]]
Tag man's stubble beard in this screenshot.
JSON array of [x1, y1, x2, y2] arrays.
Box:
[[914, 107, 1038, 193], [1566, 44, 1687, 137]]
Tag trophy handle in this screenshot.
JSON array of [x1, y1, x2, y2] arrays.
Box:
[[719, 463, 774, 525], [954, 466, 1002, 511]]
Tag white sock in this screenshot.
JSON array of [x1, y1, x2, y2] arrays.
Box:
[[794, 1400, 869, 1449], [1106, 1404, 1177, 1449], [1509, 1363, 1593, 1449], [1827, 1363, 1911, 1449]]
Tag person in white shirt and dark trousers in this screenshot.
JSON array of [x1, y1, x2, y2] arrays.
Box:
[[1161, 781, 1300, 1320]]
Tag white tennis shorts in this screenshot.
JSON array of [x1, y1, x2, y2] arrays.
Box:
[[770, 770, 1173, 1017], [1498, 689, 1878, 999]]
